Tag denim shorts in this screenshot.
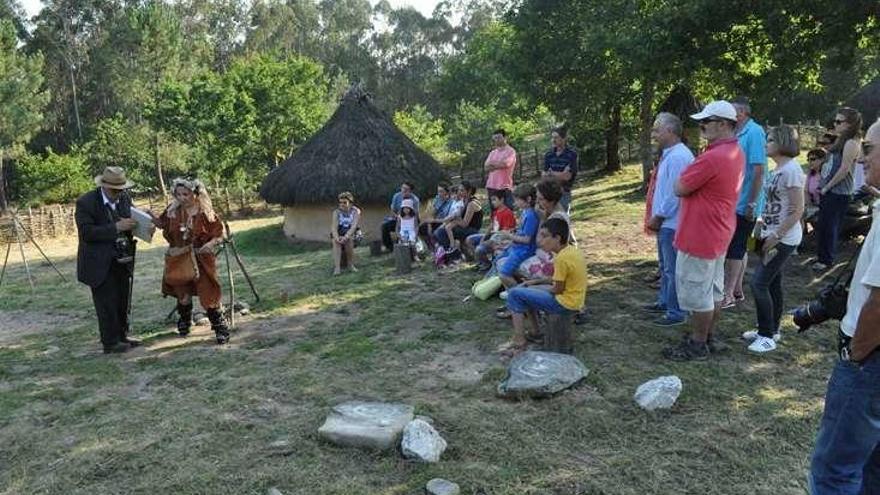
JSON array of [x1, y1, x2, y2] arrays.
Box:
[[726, 214, 755, 259]]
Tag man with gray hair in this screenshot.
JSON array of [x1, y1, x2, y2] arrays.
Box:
[[644, 112, 694, 326]]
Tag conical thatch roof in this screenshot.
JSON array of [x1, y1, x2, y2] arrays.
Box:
[[260, 85, 447, 205], [847, 79, 880, 129]]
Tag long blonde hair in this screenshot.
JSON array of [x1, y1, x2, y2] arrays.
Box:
[[167, 177, 217, 222]]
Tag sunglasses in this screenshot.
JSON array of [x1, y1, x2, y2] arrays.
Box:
[[834, 119, 846, 125], [698, 118, 725, 127], [863, 142, 875, 157]]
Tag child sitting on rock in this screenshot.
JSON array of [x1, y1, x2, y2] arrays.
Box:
[[499, 217, 587, 357]]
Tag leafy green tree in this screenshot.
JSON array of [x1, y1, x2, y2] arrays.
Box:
[[148, 71, 260, 187], [0, 19, 49, 211], [393, 105, 453, 163], [83, 115, 153, 185], [225, 53, 329, 166], [15, 148, 92, 205]]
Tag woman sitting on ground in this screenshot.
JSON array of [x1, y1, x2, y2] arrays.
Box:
[[150, 178, 229, 344], [434, 181, 483, 255], [330, 191, 361, 275]]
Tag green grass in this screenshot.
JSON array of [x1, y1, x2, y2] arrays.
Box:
[[0, 164, 847, 494]]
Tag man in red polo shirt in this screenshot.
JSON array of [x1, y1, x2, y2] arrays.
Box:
[[663, 100, 745, 361]]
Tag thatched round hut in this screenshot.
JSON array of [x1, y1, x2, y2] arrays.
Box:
[[260, 85, 447, 242]]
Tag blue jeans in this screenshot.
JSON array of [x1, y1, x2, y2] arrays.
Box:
[[810, 351, 880, 494], [750, 243, 795, 337], [560, 190, 572, 214], [658, 228, 686, 321], [506, 287, 571, 315], [817, 192, 851, 265], [467, 233, 491, 264]]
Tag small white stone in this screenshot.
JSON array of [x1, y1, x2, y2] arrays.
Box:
[[426, 478, 460, 495], [634, 375, 682, 411], [401, 419, 447, 463]]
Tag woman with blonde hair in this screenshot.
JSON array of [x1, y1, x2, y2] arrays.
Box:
[[331, 191, 361, 275], [150, 178, 229, 344]]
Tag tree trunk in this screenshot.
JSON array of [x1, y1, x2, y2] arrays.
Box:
[[605, 103, 622, 173], [68, 63, 82, 140], [639, 83, 656, 190], [0, 150, 7, 213], [154, 132, 167, 198]]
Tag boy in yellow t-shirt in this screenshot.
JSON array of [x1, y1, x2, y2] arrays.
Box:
[[500, 217, 587, 356]]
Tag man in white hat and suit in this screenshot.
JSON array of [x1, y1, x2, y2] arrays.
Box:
[[75, 166, 142, 353]]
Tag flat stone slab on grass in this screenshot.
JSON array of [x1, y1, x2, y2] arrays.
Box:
[[497, 351, 588, 398], [634, 375, 682, 411], [318, 401, 414, 450]]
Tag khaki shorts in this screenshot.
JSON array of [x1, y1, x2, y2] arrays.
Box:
[[675, 253, 725, 312]]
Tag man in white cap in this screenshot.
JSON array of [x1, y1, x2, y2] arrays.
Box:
[[75, 166, 141, 354], [663, 100, 745, 361], [809, 118, 880, 494]]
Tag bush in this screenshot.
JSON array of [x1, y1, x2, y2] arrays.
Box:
[[16, 148, 93, 205]]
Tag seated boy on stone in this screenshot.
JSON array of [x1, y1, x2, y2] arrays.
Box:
[[499, 217, 587, 357]]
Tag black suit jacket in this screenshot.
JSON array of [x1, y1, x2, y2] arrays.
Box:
[[75, 188, 132, 288]]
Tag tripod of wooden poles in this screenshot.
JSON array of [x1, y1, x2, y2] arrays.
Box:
[[0, 212, 68, 293]]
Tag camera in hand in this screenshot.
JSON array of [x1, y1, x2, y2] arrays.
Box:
[[792, 283, 849, 332], [114, 234, 135, 264]]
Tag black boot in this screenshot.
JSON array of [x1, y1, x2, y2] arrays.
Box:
[[206, 308, 230, 344], [177, 302, 193, 336]]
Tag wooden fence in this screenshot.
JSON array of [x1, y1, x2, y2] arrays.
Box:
[[0, 206, 77, 243]]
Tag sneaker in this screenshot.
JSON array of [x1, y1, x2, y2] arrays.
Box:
[[662, 339, 709, 361], [812, 262, 829, 271], [748, 335, 777, 353], [741, 330, 782, 342], [653, 315, 686, 327], [642, 302, 666, 313]]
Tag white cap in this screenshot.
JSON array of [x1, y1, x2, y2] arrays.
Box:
[[690, 100, 737, 122]]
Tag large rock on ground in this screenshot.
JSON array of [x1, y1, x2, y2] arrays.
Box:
[[401, 419, 447, 463], [426, 478, 460, 495], [634, 375, 682, 411], [497, 351, 588, 398], [318, 401, 414, 450]]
